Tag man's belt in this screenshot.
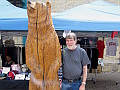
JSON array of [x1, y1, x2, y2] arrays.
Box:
[[63, 77, 81, 82]]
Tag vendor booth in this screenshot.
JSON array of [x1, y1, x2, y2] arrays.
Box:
[[0, 0, 120, 89]]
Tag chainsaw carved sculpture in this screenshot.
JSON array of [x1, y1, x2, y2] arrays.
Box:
[[25, 1, 61, 90]]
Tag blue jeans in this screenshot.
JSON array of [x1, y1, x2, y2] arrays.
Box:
[[62, 79, 81, 90]]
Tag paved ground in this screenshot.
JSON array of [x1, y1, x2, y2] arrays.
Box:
[[86, 72, 120, 90]]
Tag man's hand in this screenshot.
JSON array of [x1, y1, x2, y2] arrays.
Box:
[[79, 83, 85, 90]]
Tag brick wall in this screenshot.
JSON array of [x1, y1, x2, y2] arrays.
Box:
[[31, 0, 96, 12], [31, 0, 120, 12], [105, 0, 120, 5], [8, 0, 120, 12]]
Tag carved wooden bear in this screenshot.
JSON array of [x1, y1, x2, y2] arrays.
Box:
[[25, 1, 61, 90]]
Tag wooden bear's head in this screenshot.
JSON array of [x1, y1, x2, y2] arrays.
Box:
[[27, 0, 52, 25]]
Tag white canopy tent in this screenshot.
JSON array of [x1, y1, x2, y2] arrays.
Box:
[[52, 0, 120, 31], [0, 0, 120, 31]]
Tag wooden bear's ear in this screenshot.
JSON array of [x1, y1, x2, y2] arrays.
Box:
[[27, 0, 31, 5], [46, 1, 51, 15], [46, 1, 51, 9], [27, 1, 37, 10]]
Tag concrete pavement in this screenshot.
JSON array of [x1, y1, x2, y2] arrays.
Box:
[[86, 72, 120, 90]]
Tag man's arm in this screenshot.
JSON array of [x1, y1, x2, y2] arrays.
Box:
[[79, 65, 87, 90], [82, 65, 87, 83]]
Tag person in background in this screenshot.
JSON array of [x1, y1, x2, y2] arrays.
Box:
[[4, 56, 14, 67], [62, 32, 90, 90]]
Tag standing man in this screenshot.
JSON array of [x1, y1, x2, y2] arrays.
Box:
[[62, 32, 90, 90]]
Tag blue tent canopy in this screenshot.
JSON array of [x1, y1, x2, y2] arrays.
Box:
[[52, 0, 120, 31], [0, 0, 28, 30], [0, 0, 120, 31]]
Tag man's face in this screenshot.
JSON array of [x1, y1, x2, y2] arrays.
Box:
[[66, 38, 76, 50]]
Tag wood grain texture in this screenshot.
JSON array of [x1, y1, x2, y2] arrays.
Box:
[[26, 1, 61, 90]]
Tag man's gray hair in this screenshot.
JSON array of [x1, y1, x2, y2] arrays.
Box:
[[66, 32, 77, 41]]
